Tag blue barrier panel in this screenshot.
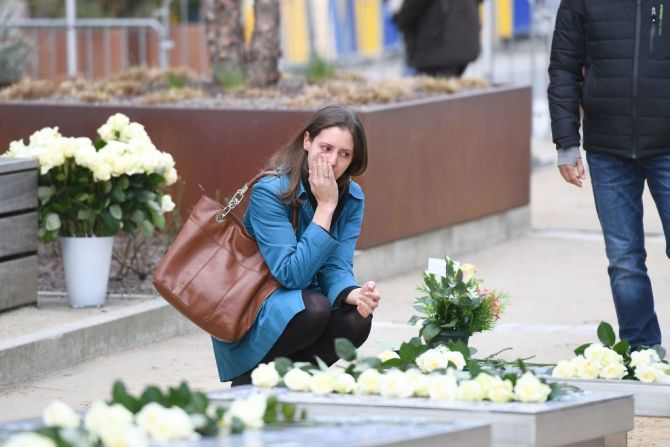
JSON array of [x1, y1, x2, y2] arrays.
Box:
[[382, 1, 401, 49], [330, 0, 358, 56], [513, 0, 531, 36]]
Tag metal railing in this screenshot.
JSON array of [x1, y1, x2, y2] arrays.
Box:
[[12, 16, 172, 79]]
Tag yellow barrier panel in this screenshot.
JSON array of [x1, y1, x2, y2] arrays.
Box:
[[355, 0, 382, 56], [281, 0, 310, 63], [242, 0, 254, 47], [496, 0, 513, 39]]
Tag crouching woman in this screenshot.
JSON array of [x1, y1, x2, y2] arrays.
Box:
[[212, 104, 382, 386]]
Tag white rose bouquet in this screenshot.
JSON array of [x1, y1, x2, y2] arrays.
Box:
[[1, 113, 178, 242], [552, 321, 669, 383]]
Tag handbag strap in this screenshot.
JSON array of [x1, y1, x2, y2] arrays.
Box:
[[216, 171, 298, 229]]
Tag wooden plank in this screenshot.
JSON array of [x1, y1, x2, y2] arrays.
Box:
[[0, 256, 37, 311], [0, 170, 37, 215], [0, 212, 38, 258], [0, 158, 38, 175]]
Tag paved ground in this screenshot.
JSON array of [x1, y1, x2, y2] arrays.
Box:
[[1, 150, 669, 444]]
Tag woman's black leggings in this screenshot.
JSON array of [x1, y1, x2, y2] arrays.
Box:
[[231, 289, 372, 386]]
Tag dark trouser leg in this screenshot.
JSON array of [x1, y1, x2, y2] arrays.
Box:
[[289, 305, 372, 365], [587, 152, 661, 348], [231, 290, 331, 386]]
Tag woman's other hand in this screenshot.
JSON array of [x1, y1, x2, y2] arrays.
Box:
[[346, 281, 381, 318]]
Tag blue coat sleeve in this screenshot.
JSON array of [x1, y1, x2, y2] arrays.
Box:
[[247, 179, 339, 290], [317, 197, 364, 307]]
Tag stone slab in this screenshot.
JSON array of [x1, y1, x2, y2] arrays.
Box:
[[209, 387, 634, 447], [0, 414, 491, 447], [0, 158, 38, 175], [0, 211, 38, 258], [0, 169, 37, 215], [544, 376, 670, 417], [0, 255, 37, 311]]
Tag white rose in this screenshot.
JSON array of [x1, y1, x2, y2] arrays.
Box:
[[635, 364, 661, 383], [601, 348, 624, 366], [460, 263, 476, 281], [97, 123, 116, 141], [42, 400, 80, 429], [552, 360, 577, 378], [631, 349, 661, 368], [3, 433, 56, 447], [576, 360, 600, 379], [473, 373, 496, 396], [120, 122, 150, 143], [161, 194, 176, 213], [163, 167, 178, 185], [29, 126, 61, 147], [584, 343, 608, 369], [404, 369, 430, 397], [250, 363, 280, 388], [379, 369, 414, 398], [444, 351, 466, 371], [98, 424, 149, 447], [514, 372, 552, 403], [377, 350, 400, 363], [222, 394, 267, 430], [356, 369, 382, 395], [457, 380, 486, 401], [599, 362, 627, 380], [416, 348, 448, 373], [107, 113, 131, 133], [283, 368, 312, 392], [488, 379, 515, 403], [428, 374, 458, 401], [309, 371, 337, 395], [3, 139, 29, 158], [84, 401, 134, 438], [333, 372, 357, 394], [136, 403, 197, 442]]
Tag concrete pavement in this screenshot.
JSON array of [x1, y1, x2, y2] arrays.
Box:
[[1, 150, 669, 425]]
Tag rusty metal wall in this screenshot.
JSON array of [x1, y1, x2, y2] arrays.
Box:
[[0, 85, 531, 249]]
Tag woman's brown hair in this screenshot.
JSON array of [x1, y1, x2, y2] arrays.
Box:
[[264, 104, 368, 203]]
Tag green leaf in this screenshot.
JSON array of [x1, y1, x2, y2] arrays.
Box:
[[146, 200, 161, 212], [45, 213, 61, 231], [168, 382, 192, 408], [597, 321, 616, 347], [109, 204, 123, 220], [335, 338, 358, 361], [274, 357, 293, 376], [150, 209, 166, 229], [574, 343, 591, 356], [101, 211, 121, 234], [653, 345, 667, 360], [422, 323, 440, 341], [280, 403, 297, 422], [94, 138, 106, 150], [37, 186, 54, 203], [189, 392, 209, 414], [230, 416, 245, 434], [118, 176, 130, 190], [111, 380, 141, 413], [139, 219, 154, 237], [612, 340, 630, 356], [140, 386, 167, 407], [111, 186, 126, 203], [315, 356, 329, 371], [466, 360, 482, 378], [264, 395, 278, 424], [131, 209, 146, 224], [381, 358, 404, 369]]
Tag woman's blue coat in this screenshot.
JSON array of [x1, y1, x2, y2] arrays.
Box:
[[212, 173, 364, 380]]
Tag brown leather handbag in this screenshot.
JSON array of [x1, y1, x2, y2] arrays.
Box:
[[152, 172, 285, 342]]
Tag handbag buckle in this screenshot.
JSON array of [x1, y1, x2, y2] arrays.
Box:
[[216, 185, 249, 223]]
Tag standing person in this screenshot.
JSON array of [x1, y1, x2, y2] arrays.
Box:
[[392, 0, 481, 77], [548, 0, 670, 350], [212, 105, 382, 386]]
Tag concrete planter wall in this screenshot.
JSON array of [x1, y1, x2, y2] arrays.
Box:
[[0, 85, 531, 250]]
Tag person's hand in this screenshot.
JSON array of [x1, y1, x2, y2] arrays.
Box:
[[558, 157, 586, 188], [309, 153, 338, 210], [346, 281, 381, 318]]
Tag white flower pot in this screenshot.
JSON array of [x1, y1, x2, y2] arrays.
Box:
[[60, 236, 114, 308]]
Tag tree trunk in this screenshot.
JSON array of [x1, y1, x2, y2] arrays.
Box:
[[246, 0, 281, 87], [202, 0, 245, 82]]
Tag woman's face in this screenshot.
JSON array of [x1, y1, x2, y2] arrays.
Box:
[[303, 126, 354, 180]]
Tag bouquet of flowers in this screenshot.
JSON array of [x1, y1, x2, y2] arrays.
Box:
[[552, 322, 670, 383], [409, 256, 508, 344], [1, 113, 178, 242]]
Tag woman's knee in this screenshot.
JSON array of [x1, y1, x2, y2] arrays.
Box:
[[299, 290, 331, 330], [349, 314, 372, 348]]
